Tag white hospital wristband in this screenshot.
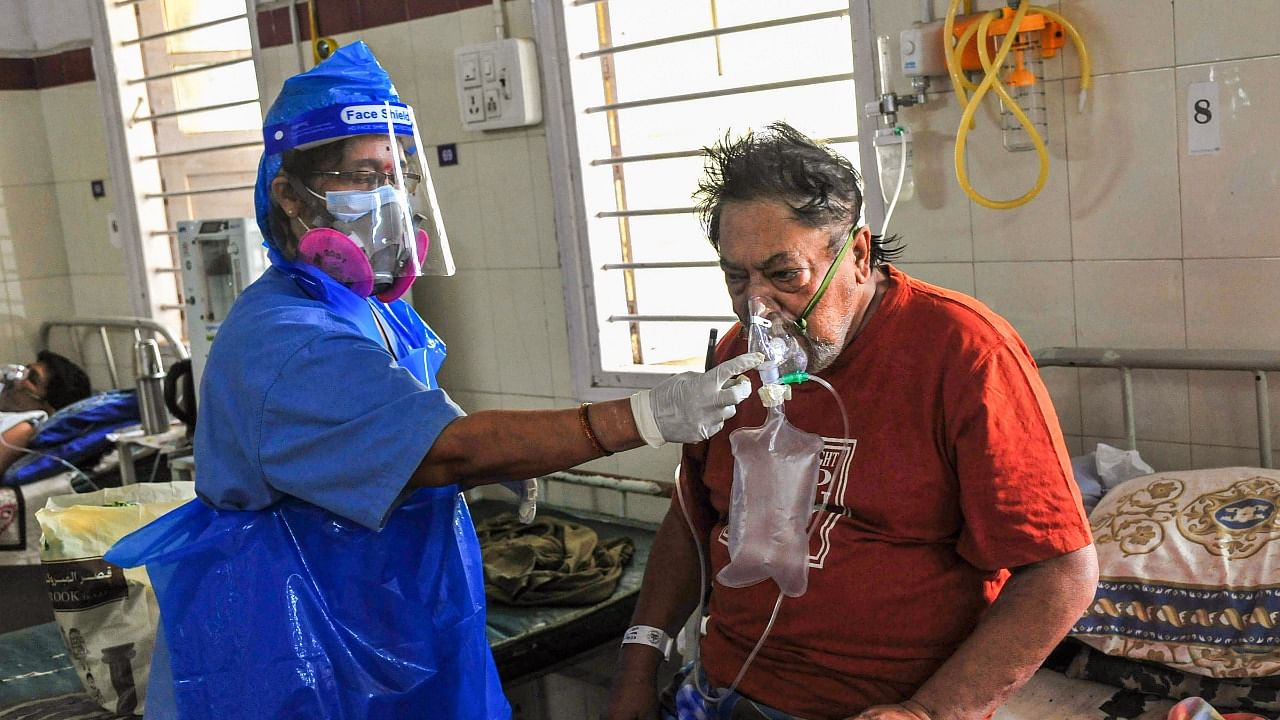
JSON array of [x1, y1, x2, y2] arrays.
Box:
[[621, 624, 673, 660]]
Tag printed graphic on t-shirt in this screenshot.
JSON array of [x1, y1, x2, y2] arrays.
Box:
[[717, 435, 858, 570]]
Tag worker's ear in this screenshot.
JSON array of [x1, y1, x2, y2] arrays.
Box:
[[272, 175, 304, 220]]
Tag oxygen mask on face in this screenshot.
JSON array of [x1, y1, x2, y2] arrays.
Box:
[[0, 364, 27, 398], [0, 364, 27, 385], [747, 296, 807, 387]]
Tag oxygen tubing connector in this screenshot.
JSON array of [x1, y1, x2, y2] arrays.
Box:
[[758, 373, 810, 408]]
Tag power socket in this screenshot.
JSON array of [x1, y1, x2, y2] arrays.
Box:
[[453, 38, 541, 131]]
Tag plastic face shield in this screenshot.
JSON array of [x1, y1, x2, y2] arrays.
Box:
[[400, 107, 454, 277], [269, 101, 455, 288]]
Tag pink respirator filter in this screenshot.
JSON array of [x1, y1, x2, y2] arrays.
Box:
[[298, 227, 429, 301]]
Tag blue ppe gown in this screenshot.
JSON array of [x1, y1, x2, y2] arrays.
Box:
[[107, 253, 511, 720]]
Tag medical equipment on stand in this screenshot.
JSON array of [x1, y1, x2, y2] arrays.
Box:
[[177, 218, 268, 388], [677, 297, 852, 705]]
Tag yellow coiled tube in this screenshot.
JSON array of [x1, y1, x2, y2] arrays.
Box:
[[944, 1, 1090, 210], [1036, 6, 1092, 112]]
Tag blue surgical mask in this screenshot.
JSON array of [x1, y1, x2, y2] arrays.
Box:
[[318, 184, 405, 223]]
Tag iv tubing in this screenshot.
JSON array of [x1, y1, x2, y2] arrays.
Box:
[[0, 430, 98, 491], [676, 452, 783, 704], [675, 370, 852, 705], [881, 128, 908, 238]]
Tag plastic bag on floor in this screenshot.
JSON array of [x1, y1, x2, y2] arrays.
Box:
[[35, 481, 195, 717]]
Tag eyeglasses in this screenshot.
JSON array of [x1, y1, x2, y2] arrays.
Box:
[[311, 169, 422, 193]]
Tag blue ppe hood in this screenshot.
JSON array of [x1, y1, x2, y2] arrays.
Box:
[[255, 41, 413, 250]]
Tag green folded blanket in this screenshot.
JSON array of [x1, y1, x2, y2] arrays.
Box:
[[475, 512, 635, 606]]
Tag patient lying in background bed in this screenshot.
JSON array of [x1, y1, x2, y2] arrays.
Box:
[[0, 352, 91, 475]]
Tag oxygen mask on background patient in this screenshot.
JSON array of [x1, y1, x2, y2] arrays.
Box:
[[718, 297, 823, 597]]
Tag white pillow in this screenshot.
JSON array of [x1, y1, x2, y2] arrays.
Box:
[[1073, 467, 1280, 678]]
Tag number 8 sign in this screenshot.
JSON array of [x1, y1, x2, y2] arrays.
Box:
[[1187, 81, 1220, 156]]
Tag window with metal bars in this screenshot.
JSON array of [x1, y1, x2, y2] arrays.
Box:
[[536, 0, 869, 396], [91, 0, 262, 341]]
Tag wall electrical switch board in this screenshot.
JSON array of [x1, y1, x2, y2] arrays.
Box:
[[453, 38, 541, 131]]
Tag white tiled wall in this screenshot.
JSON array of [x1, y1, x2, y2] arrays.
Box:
[[0, 83, 119, 370], [876, 0, 1280, 469], [42, 81, 127, 323]]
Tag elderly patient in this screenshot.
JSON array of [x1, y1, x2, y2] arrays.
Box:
[[0, 351, 92, 473], [607, 123, 1099, 720]]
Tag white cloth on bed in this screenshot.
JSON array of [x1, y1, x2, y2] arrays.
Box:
[[1071, 443, 1155, 515], [0, 410, 46, 434]]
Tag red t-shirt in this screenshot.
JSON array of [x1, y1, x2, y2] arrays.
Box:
[[681, 266, 1091, 719]]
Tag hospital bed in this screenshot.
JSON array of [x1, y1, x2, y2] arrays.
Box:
[[0, 317, 187, 569], [477, 477, 660, 684], [992, 346, 1280, 719]]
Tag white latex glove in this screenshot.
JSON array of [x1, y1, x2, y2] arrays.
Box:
[[630, 352, 764, 446], [499, 478, 538, 523]]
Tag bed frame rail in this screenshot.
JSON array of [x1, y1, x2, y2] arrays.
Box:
[[1034, 347, 1280, 469], [39, 316, 189, 391]]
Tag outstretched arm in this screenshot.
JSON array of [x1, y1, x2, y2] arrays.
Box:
[[413, 400, 644, 489], [411, 352, 761, 490]]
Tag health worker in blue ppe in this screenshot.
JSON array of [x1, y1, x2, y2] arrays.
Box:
[[105, 42, 762, 720]]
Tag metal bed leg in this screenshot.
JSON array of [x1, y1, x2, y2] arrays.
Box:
[[1121, 368, 1137, 452], [1256, 370, 1272, 469]]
